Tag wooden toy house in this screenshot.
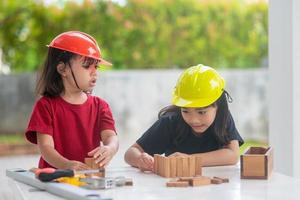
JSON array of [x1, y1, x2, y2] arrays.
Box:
[[240, 147, 273, 179]]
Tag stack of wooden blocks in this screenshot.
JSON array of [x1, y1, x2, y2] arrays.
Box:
[[153, 154, 202, 178], [166, 176, 229, 187], [240, 146, 273, 179], [84, 157, 105, 177]]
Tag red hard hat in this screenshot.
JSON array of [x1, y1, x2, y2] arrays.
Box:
[[47, 31, 112, 66]]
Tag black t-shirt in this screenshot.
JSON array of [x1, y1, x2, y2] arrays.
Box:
[[137, 112, 244, 156]]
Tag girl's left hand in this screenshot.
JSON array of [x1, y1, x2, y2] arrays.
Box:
[[168, 152, 189, 157], [88, 145, 114, 168]]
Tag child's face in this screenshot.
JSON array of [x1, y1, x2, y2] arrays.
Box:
[[181, 106, 217, 134], [67, 56, 99, 91]]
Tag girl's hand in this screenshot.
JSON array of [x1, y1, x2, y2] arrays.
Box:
[[168, 152, 189, 157], [137, 152, 154, 172], [88, 145, 114, 168], [66, 160, 90, 170]]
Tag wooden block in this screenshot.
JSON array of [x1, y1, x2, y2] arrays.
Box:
[[190, 176, 211, 186], [240, 147, 273, 179], [158, 155, 164, 176], [182, 157, 189, 177], [166, 181, 189, 187], [188, 156, 195, 177], [156, 155, 161, 176], [84, 157, 105, 177], [178, 176, 211, 186], [124, 178, 133, 186], [178, 177, 194, 181], [154, 154, 159, 174], [211, 178, 223, 184], [84, 157, 93, 168], [164, 157, 170, 178], [170, 156, 177, 178], [176, 157, 183, 177], [160, 155, 166, 177], [178, 177, 193, 186], [195, 156, 202, 175], [84, 157, 99, 169], [213, 176, 229, 183]]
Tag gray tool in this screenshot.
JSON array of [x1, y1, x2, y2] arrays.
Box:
[[80, 176, 130, 190], [6, 168, 112, 200]]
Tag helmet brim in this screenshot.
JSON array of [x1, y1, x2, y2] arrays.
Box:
[[47, 45, 113, 66], [172, 91, 223, 108], [99, 58, 112, 66]]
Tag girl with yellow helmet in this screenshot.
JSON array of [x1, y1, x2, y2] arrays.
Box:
[[125, 64, 244, 171], [25, 31, 119, 170]]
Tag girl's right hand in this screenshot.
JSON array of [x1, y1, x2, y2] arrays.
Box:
[[168, 152, 189, 157], [137, 152, 154, 172], [66, 160, 90, 170]]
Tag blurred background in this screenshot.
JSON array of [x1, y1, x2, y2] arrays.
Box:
[[0, 0, 268, 159]]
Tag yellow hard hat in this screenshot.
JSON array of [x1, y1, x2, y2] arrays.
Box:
[[172, 64, 225, 108]]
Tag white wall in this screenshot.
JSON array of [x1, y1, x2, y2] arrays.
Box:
[[269, 0, 300, 177], [0, 69, 268, 146], [93, 69, 268, 143]]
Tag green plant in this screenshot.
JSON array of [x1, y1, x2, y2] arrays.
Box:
[[0, 0, 268, 72], [0, 134, 25, 144]]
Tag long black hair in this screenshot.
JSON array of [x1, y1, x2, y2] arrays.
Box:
[[158, 91, 232, 146], [36, 48, 76, 97]]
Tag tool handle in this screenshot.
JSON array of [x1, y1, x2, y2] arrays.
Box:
[[37, 168, 74, 182]]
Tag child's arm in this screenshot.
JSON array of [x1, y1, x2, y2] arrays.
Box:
[[37, 133, 89, 170], [88, 130, 119, 167], [192, 140, 240, 166], [124, 143, 154, 171]]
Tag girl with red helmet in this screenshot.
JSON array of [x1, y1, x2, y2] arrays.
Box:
[[25, 31, 119, 170]]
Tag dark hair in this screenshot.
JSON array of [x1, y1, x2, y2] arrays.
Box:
[[158, 91, 232, 146], [35, 48, 76, 97]]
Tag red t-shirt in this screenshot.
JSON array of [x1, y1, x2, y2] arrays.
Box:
[[25, 95, 116, 168]]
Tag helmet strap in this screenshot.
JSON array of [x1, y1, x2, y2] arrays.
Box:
[[67, 62, 93, 94], [224, 90, 233, 103], [68, 62, 81, 90]]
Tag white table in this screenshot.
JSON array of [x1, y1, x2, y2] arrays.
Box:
[[7, 165, 300, 200]]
